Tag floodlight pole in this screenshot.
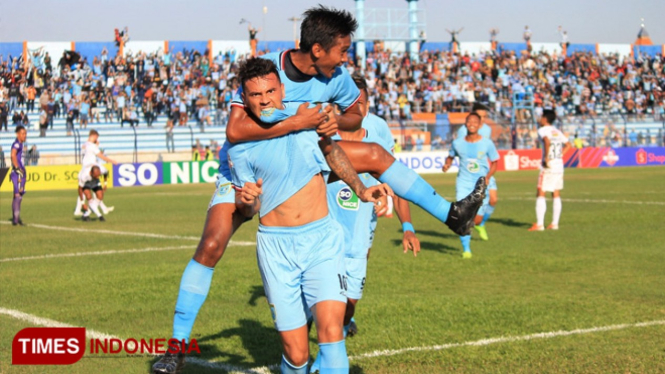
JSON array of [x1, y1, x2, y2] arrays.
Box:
[[407, 0, 420, 62], [355, 0, 366, 69]]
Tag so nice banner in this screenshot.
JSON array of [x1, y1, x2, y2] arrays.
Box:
[[1, 148, 662, 192]]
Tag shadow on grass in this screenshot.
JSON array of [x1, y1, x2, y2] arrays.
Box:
[[406, 229, 458, 241], [248, 285, 265, 307], [490, 218, 531, 228], [393, 239, 459, 255]]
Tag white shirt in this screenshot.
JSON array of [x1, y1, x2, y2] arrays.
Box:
[[538, 126, 569, 173], [78, 170, 96, 188], [82, 141, 101, 166]]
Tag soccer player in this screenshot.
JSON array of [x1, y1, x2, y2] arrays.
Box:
[[153, 7, 482, 373], [443, 113, 497, 258], [457, 103, 498, 240], [529, 110, 572, 231], [310, 75, 421, 373], [227, 6, 486, 237], [78, 165, 107, 222], [230, 58, 391, 374], [10, 125, 27, 226], [74, 130, 116, 216]]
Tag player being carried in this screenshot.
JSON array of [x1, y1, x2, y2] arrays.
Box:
[[153, 6, 484, 374], [529, 110, 571, 231], [10, 126, 27, 226], [310, 74, 422, 372], [456, 103, 499, 240], [443, 113, 498, 258], [231, 57, 392, 374], [78, 165, 108, 222], [74, 130, 117, 217]]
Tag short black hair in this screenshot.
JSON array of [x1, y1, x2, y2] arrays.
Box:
[[237, 58, 280, 91], [15, 125, 25, 133], [466, 112, 481, 122], [472, 103, 491, 112], [300, 5, 358, 53], [351, 73, 368, 97], [542, 109, 556, 125]]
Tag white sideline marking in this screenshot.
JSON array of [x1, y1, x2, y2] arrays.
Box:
[[0, 306, 274, 374], [0, 221, 256, 246], [0, 245, 192, 263], [347, 320, 665, 361], [505, 197, 665, 206]]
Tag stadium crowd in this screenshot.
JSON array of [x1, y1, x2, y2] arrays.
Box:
[[1, 44, 664, 147]]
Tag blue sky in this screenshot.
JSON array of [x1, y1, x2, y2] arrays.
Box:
[[0, 0, 663, 44]]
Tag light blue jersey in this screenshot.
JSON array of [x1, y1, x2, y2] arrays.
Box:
[[450, 137, 499, 201], [327, 113, 394, 300], [457, 123, 492, 139], [209, 141, 235, 209], [228, 130, 329, 218], [232, 51, 361, 111], [327, 114, 394, 257]]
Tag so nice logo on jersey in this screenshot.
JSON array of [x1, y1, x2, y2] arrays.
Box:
[[12, 327, 200, 365], [466, 159, 480, 173], [337, 186, 359, 210]]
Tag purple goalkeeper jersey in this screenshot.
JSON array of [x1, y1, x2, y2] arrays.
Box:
[[11, 139, 24, 170]]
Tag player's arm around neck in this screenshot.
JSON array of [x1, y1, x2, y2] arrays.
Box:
[[226, 103, 328, 143], [334, 102, 363, 132], [319, 136, 393, 203]]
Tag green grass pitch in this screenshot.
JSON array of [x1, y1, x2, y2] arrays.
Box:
[[1, 167, 664, 373]]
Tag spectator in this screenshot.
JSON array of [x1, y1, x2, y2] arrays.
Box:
[[0, 146, 5, 168], [204, 146, 214, 160], [165, 119, 175, 153], [39, 108, 48, 137], [192, 145, 200, 161], [26, 85, 36, 112], [0, 102, 8, 131], [27, 145, 40, 166]]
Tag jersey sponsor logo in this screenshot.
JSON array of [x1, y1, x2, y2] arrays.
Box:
[[337, 186, 359, 210], [466, 159, 480, 173], [602, 149, 619, 166], [216, 182, 232, 196]]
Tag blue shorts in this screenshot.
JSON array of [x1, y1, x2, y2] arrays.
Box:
[[345, 257, 368, 300], [208, 175, 235, 210], [257, 215, 347, 331], [488, 176, 497, 191]]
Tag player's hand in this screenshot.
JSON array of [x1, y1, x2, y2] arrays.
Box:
[[14, 168, 25, 179], [295, 103, 326, 130], [542, 159, 549, 169], [241, 178, 263, 206], [358, 183, 394, 203], [402, 231, 421, 257], [316, 105, 339, 138], [442, 164, 451, 172], [374, 194, 389, 216]]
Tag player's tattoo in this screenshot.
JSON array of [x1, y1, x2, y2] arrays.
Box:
[[323, 139, 367, 197]]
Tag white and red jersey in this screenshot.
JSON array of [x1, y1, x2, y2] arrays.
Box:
[[538, 126, 569, 173]]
